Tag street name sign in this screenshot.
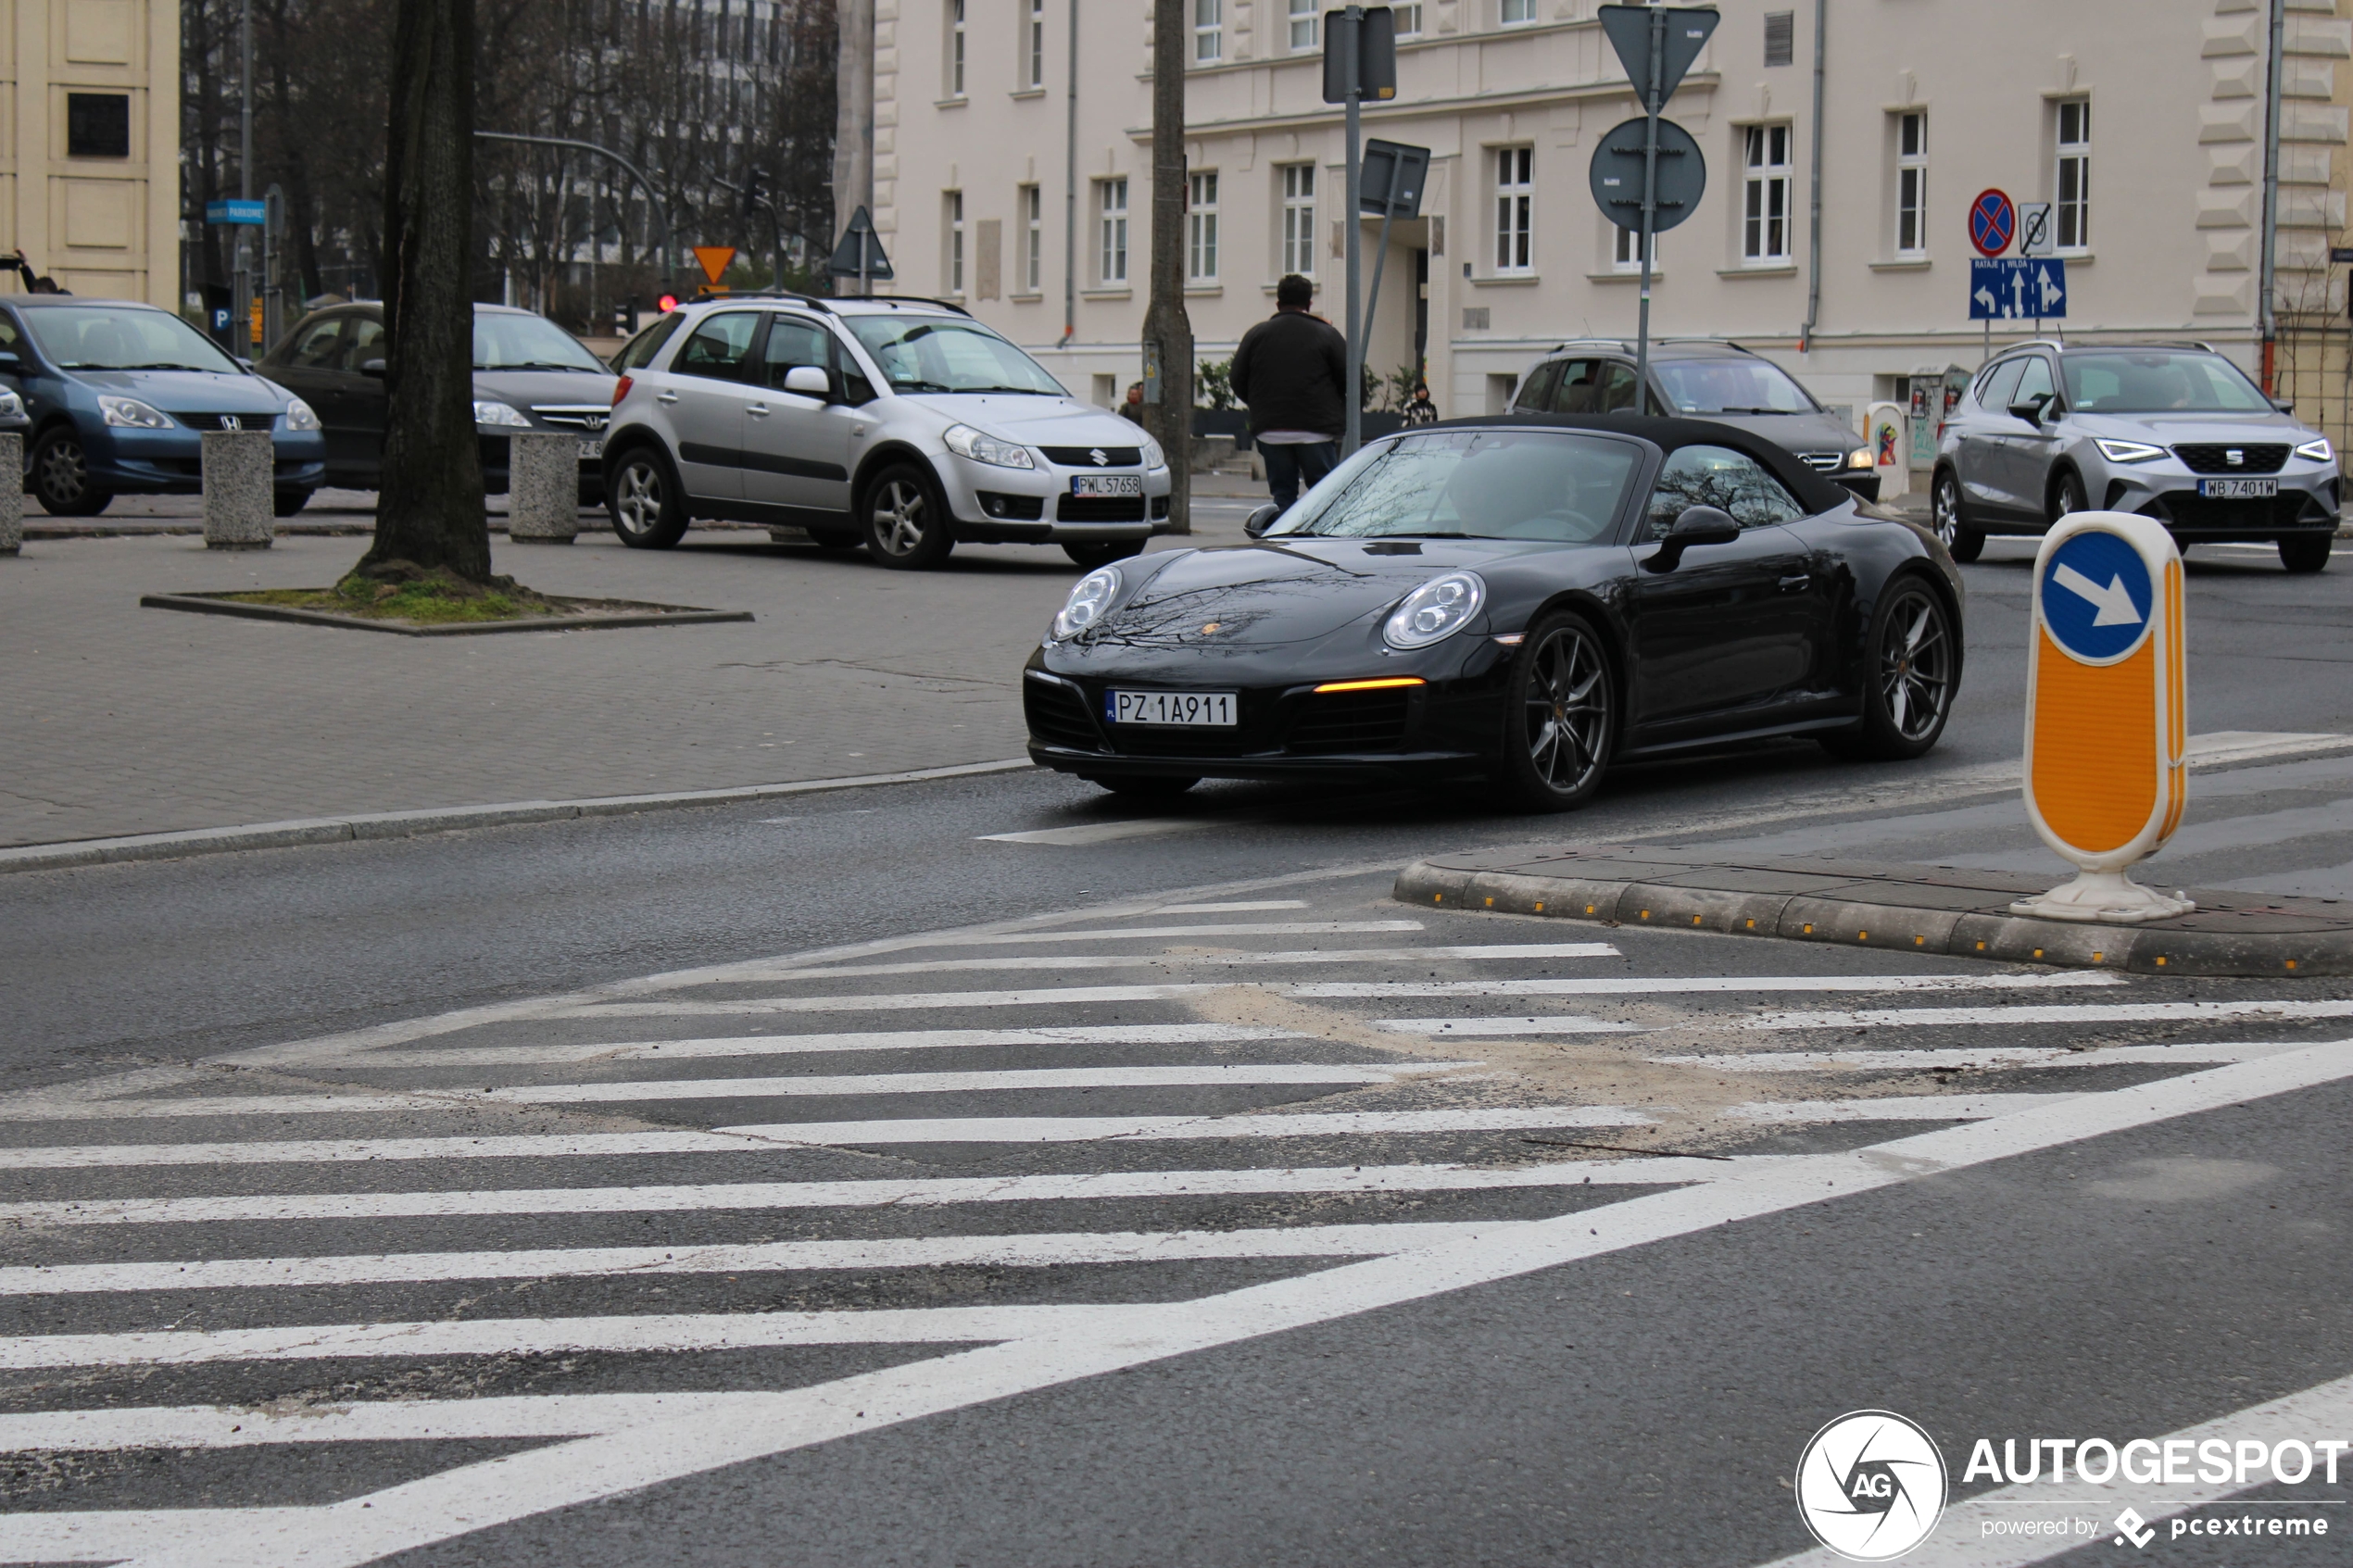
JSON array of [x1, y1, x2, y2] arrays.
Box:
[[1968, 189, 2015, 257], [1969, 257, 2067, 320], [206, 200, 265, 226], [2015, 512, 2193, 922]]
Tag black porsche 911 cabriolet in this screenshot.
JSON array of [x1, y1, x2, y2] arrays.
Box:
[[1022, 413, 1964, 810]]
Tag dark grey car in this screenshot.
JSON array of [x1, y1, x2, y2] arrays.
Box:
[[1509, 339, 1877, 499]]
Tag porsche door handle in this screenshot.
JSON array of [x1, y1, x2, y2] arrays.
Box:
[[1778, 573, 1812, 593]]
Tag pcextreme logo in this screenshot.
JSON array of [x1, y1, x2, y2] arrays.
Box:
[[1796, 1410, 1950, 1561]]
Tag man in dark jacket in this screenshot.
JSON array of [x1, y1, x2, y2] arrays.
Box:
[[1229, 274, 1348, 509]]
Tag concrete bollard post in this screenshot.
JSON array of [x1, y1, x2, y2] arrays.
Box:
[[0, 433, 21, 555], [201, 430, 276, 549], [506, 432, 581, 543]]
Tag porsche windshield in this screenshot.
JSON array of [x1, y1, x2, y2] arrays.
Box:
[[1267, 430, 1639, 543]]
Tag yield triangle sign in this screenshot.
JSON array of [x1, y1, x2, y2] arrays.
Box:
[[1597, 5, 1719, 107], [826, 206, 895, 280], [692, 246, 736, 285]]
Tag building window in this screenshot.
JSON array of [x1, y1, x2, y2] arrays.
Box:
[[1742, 124, 1792, 263], [1189, 170, 1219, 282], [1023, 183, 1042, 292], [67, 94, 131, 158], [1280, 164, 1317, 276], [1393, 2, 1423, 35], [945, 191, 964, 294], [1613, 225, 1656, 274], [1493, 146, 1533, 272], [2056, 98, 2091, 252], [947, 0, 966, 97], [1501, 0, 1539, 24], [1099, 177, 1129, 283], [1894, 110, 1927, 257], [1027, 0, 1045, 88], [1289, 0, 1318, 51], [1195, 0, 1221, 63], [1763, 11, 1793, 68]]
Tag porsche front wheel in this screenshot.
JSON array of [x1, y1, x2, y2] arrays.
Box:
[[1496, 611, 1617, 811]]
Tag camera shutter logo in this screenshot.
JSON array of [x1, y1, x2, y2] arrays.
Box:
[[1795, 1411, 1948, 1561]]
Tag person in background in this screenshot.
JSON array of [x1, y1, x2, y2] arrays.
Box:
[[1229, 273, 1347, 510], [1120, 381, 1146, 424], [1401, 382, 1439, 426]]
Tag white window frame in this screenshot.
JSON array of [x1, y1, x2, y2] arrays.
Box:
[[1188, 169, 1219, 282], [1894, 110, 1927, 258], [1022, 182, 1043, 292], [1742, 123, 1793, 264], [1392, 2, 1423, 36], [1026, 0, 1045, 89], [1195, 0, 1222, 63], [1500, 0, 1539, 24], [947, 0, 966, 97], [1098, 176, 1129, 284], [2055, 98, 2090, 254], [1279, 163, 1317, 277], [945, 190, 964, 295], [1289, 0, 1318, 51], [1493, 145, 1534, 273], [1612, 224, 1656, 274]]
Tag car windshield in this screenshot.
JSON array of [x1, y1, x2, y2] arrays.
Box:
[[1267, 429, 1640, 543], [1651, 358, 1819, 414], [473, 313, 607, 372], [22, 307, 243, 373], [2061, 351, 2272, 414], [844, 315, 1067, 395]]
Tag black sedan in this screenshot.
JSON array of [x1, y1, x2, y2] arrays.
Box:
[[1023, 415, 1964, 810]]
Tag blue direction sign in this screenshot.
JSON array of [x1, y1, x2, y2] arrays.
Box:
[[2040, 529, 2152, 664], [206, 199, 266, 225], [1969, 257, 2068, 320]]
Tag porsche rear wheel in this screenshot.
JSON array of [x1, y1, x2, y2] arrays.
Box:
[[1821, 574, 1956, 761], [1496, 611, 1617, 811]]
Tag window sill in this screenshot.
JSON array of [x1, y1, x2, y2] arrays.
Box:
[[2055, 250, 2093, 264], [1585, 270, 1665, 283], [1468, 272, 1541, 286], [1008, 291, 1046, 302], [1718, 263, 1798, 277], [1184, 284, 1223, 296], [934, 95, 970, 109], [1868, 257, 1932, 271], [1080, 286, 1134, 299], [1008, 88, 1047, 100]]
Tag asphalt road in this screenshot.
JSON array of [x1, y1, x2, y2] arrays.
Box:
[[2, 536, 2352, 1565]]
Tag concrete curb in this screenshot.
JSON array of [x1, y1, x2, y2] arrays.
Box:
[[140, 592, 754, 637], [0, 759, 1036, 876], [1394, 844, 2353, 977]]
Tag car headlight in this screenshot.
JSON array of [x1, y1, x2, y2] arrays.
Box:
[[1052, 565, 1121, 640], [2296, 436, 2334, 462], [1848, 446, 1873, 470], [97, 395, 171, 430], [1383, 571, 1487, 651], [472, 399, 533, 428], [1140, 433, 1166, 470], [282, 398, 321, 432], [943, 422, 1036, 470], [2095, 438, 2167, 463], [0, 389, 23, 418]]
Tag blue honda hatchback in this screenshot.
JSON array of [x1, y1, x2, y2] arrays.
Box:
[[0, 296, 326, 517]]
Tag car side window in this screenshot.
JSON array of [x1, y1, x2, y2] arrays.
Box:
[[833, 332, 879, 405], [1547, 359, 1601, 413], [761, 317, 832, 391], [1511, 361, 1560, 413], [672, 312, 761, 381], [1645, 444, 1805, 536], [0, 312, 22, 353], [340, 318, 385, 373], [610, 312, 685, 373], [287, 317, 346, 370], [2011, 356, 2055, 410], [1595, 363, 1639, 414], [1978, 358, 2027, 412]]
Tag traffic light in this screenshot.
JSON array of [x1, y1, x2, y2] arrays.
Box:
[[742, 173, 767, 218], [657, 292, 678, 313]]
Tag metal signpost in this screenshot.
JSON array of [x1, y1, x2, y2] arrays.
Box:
[[1356, 136, 1429, 390], [2014, 511, 2193, 923], [827, 205, 894, 295], [1323, 6, 1397, 454], [1592, 5, 1718, 396]]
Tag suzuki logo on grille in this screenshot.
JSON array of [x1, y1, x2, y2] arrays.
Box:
[[1089, 448, 1109, 466], [2226, 448, 2245, 465], [220, 415, 240, 431]]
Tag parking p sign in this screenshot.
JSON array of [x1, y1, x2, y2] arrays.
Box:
[[2014, 512, 2192, 922]]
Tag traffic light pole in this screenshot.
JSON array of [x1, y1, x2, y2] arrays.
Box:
[[1341, 6, 1364, 455], [1634, 4, 1663, 403]]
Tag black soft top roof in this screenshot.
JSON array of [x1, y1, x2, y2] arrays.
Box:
[[1397, 411, 1855, 517]]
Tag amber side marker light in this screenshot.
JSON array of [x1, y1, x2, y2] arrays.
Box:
[[1312, 676, 1428, 694]]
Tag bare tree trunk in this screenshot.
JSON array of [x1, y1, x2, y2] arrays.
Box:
[[1141, 0, 1192, 533], [360, 0, 489, 583]]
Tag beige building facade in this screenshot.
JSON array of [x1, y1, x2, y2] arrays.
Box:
[[0, 0, 180, 305], [873, 0, 2349, 470]]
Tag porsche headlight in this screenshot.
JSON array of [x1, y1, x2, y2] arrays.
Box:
[[282, 398, 321, 432], [2095, 438, 2167, 463], [1140, 433, 1166, 470], [2296, 436, 2334, 462], [1052, 565, 1121, 640], [1382, 571, 1487, 651], [472, 399, 533, 428], [98, 395, 171, 430], [944, 422, 1036, 469]]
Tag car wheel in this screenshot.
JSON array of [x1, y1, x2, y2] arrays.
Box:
[[1088, 774, 1199, 799], [2280, 533, 2332, 573], [607, 446, 687, 549], [1064, 539, 1148, 570], [1495, 610, 1617, 812], [864, 463, 956, 570], [273, 489, 311, 518], [1931, 468, 1982, 564], [31, 428, 109, 517], [2048, 468, 2089, 523], [1821, 575, 1957, 762]]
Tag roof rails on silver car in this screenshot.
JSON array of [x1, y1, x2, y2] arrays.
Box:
[[1544, 338, 1634, 354]]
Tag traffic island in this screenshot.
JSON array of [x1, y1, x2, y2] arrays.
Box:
[[1394, 843, 2353, 977], [141, 562, 751, 637]]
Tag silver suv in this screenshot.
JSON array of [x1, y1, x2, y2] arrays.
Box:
[[602, 294, 1173, 570], [1931, 341, 2340, 572]]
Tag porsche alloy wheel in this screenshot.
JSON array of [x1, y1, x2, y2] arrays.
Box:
[[865, 464, 955, 570], [1500, 612, 1616, 811], [1823, 576, 1955, 761]]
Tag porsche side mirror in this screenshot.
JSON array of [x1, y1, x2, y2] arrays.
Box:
[[782, 365, 831, 398], [1243, 503, 1280, 538], [1645, 506, 1740, 571], [359, 358, 387, 379]]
